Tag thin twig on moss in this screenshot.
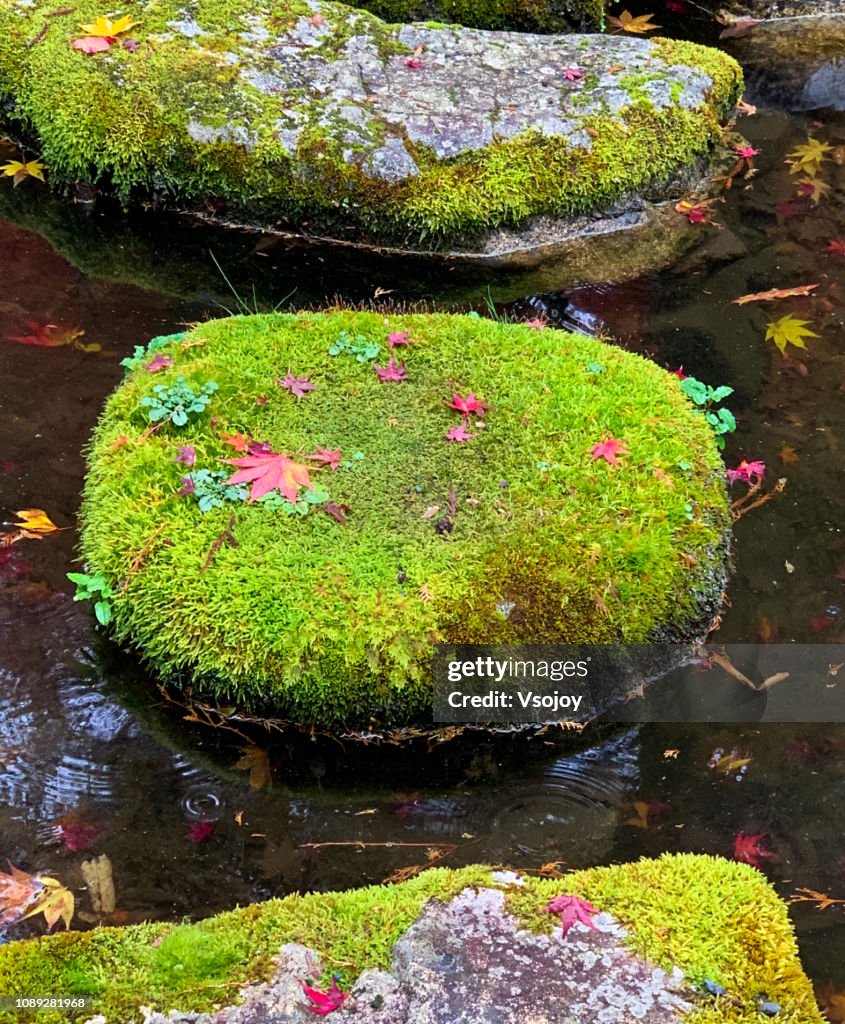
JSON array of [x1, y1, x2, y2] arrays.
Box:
[[199, 514, 238, 575]]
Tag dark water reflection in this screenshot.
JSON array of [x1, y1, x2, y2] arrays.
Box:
[[1, 105, 844, 1001]]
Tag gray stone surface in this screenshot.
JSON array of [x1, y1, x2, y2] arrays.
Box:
[[723, 15, 845, 111], [142, 886, 693, 1024]]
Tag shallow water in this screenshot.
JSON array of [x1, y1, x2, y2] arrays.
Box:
[[1, 82, 845, 1007]]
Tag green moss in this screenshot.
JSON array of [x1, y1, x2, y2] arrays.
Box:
[[346, 0, 604, 31], [0, 857, 821, 1024], [0, 1, 742, 245], [76, 311, 728, 727]]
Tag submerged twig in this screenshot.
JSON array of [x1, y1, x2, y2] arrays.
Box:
[[731, 477, 786, 522]]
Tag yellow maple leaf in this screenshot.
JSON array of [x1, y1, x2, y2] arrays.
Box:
[[607, 10, 660, 33], [12, 509, 60, 537], [765, 314, 818, 356], [796, 176, 830, 202], [78, 13, 137, 36], [1, 159, 46, 186], [786, 137, 833, 176], [21, 876, 74, 931]]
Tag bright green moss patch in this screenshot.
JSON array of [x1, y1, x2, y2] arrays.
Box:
[[0, 0, 742, 247], [347, 0, 604, 31], [77, 311, 728, 728], [0, 856, 821, 1023]]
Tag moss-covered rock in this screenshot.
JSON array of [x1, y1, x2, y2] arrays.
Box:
[[76, 311, 729, 729], [0, 0, 741, 252], [348, 0, 604, 32], [0, 856, 822, 1023]]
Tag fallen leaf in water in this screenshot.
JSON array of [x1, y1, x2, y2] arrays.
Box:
[[778, 446, 799, 464], [765, 314, 818, 355], [817, 983, 845, 1023], [710, 750, 752, 775], [235, 745, 272, 791], [786, 137, 833, 176], [186, 820, 215, 843], [0, 863, 74, 931], [1, 508, 61, 549], [796, 177, 830, 203], [55, 813, 99, 852], [733, 832, 772, 868], [663, 749, 680, 760], [7, 322, 90, 349], [626, 799, 666, 830], [79, 854, 115, 915], [546, 894, 600, 937], [607, 10, 660, 32], [731, 284, 818, 305], [718, 17, 758, 38], [824, 239, 845, 255]]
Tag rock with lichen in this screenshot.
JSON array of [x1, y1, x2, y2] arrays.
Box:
[[0, 857, 824, 1023], [0, 0, 741, 257]]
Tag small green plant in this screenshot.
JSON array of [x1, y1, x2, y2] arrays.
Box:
[[209, 251, 296, 316], [121, 333, 185, 373], [67, 572, 113, 625], [258, 487, 330, 516], [328, 331, 381, 362], [680, 378, 736, 448], [140, 377, 218, 427], [183, 469, 249, 512]]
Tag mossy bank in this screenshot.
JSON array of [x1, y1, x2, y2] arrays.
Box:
[[0, 0, 741, 251], [0, 856, 822, 1023], [349, 0, 604, 32], [76, 311, 729, 730]]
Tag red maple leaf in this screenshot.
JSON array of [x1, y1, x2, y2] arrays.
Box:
[[824, 239, 845, 255], [186, 820, 215, 843], [590, 438, 629, 467], [375, 356, 407, 382], [734, 145, 759, 159], [174, 445, 196, 466], [562, 67, 586, 81], [278, 371, 317, 398], [672, 365, 687, 379], [388, 331, 413, 348], [448, 392, 488, 417], [523, 317, 547, 330], [307, 448, 342, 471], [222, 451, 315, 503], [146, 354, 174, 373], [445, 424, 477, 442], [300, 977, 348, 1016], [405, 57, 423, 68], [54, 814, 99, 852], [733, 832, 772, 868], [7, 322, 84, 348], [546, 894, 600, 938], [72, 35, 114, 53], [324, 501, 350, 524]]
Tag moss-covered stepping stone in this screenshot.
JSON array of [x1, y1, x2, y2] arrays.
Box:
[[78, 311, 729, 729], [0, 856, 822, 1023], [0, 0, 741, 255]]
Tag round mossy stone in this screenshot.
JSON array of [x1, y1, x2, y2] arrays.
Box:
[[79, 312, 729, 729]]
